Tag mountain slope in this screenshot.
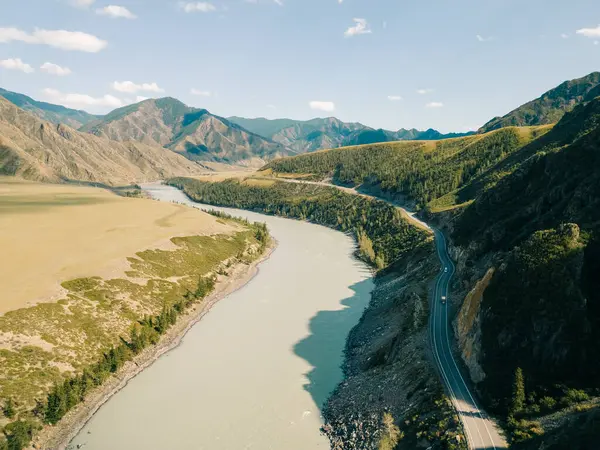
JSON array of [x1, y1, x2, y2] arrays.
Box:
[[262, 126, 548, 208], [0, 97, 204, 185], [434, 97, 600, 448], [479, 71, 600, 133], [226, 117, 299, 139], [82, 98, 294, 167], [269, 117, 368, 153], [343, 127, 474, 146], [228, 116, 473, 152], [0, 87, 100, 129]]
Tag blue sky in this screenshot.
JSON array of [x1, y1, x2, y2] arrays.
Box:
[[1, 0, 600, 132]]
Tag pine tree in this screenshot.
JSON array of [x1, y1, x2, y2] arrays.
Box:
[[45, 384, 66, 424], [511, 367, 526, 415]]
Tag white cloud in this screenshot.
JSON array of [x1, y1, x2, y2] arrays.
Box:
[[417, 88, 433, 95], [426, 102, 444, 108], [96, 5, 137, 19], [344, 18, 371, 37], [111, 81, 165, 94], [190, 88, 211, 96], [576, 25, 600, 38], [476, 34, 492, 42], [136, 96, 149, 102], [42, 88, 123, 109], [70, 0, 95, 8], [309, 101, 335, 112], [179, 2, 217, 12], [243, 0, 283, 5], [0, 27, 107, 52], [387, 95, 402, 101], [561, 33, 569, 39], [0, 58, 34, 73], [40, 62, 72, 76], [267, 104, 277, 109]]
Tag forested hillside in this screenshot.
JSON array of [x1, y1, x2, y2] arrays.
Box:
[[167, 177, 430, 269], [257, 88, 600, 447], [450, 98, 600, 431], [264, 126, 549, 209]]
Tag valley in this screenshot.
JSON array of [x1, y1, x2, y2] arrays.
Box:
[[0, 38, 599, 450], [67, 183, 374, 450]]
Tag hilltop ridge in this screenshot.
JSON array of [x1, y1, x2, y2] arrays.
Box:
[[0, 96, 204, 185]]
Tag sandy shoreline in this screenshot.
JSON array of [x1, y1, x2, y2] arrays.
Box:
[[31, 239, 277, 450]]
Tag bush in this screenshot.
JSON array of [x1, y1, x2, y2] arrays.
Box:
[[561, 389, 590, 407], [2, 420, 38, 450], [378, 412, 403, 450], [2, 399, 15, 419], [507, 416, 544, 443], [539, 396, 557, 412]]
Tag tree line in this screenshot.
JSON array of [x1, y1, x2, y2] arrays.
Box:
[[1, 275, 216, 450], [167, 177, 429, 269]]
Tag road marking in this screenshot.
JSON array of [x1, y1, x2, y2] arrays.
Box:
[[437, 231, 498, 449], [432, 238, 485, 448], [430, 266, 475, 448]]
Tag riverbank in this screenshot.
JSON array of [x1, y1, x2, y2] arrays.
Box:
[[31, 239, 276, 450], [321, 243, 466, 449]]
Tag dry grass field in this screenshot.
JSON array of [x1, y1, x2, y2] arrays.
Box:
[[0, 177, 235, 314], [0, 177, 268, 413]]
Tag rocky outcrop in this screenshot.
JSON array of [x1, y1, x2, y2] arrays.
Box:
[[454, 268, 494, 384]]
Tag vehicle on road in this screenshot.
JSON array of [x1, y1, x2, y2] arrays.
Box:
[[441, 295, 446, 304], [444, 267, 448, 273]]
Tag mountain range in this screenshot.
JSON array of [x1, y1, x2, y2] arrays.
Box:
[[0, 96, 204, 185], [228, 116, 474, 152], [1, 70, 599, 182], [0, 88, 475, 169]]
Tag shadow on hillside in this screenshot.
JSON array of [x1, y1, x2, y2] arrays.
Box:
[[293, 276, 373, 409]]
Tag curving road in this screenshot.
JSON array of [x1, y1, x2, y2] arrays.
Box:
[[269, 177, 507, 449], [430, 229, 507, 450]]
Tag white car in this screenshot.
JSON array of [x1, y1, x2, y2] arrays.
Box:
[[441, 296, 447, 304], [444, 267, 448, 273]]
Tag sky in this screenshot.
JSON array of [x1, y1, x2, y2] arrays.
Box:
[[1, 0, 600, 133]]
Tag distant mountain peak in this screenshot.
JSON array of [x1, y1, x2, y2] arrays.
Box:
[[227, 116, 472, 152], [79, 96, 292, 167]]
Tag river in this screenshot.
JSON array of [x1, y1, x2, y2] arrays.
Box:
[[69, 182, 374, 450]]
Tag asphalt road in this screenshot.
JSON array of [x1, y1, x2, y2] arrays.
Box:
[[430, 229, 507, 450], [269, 177, 508, 448]]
